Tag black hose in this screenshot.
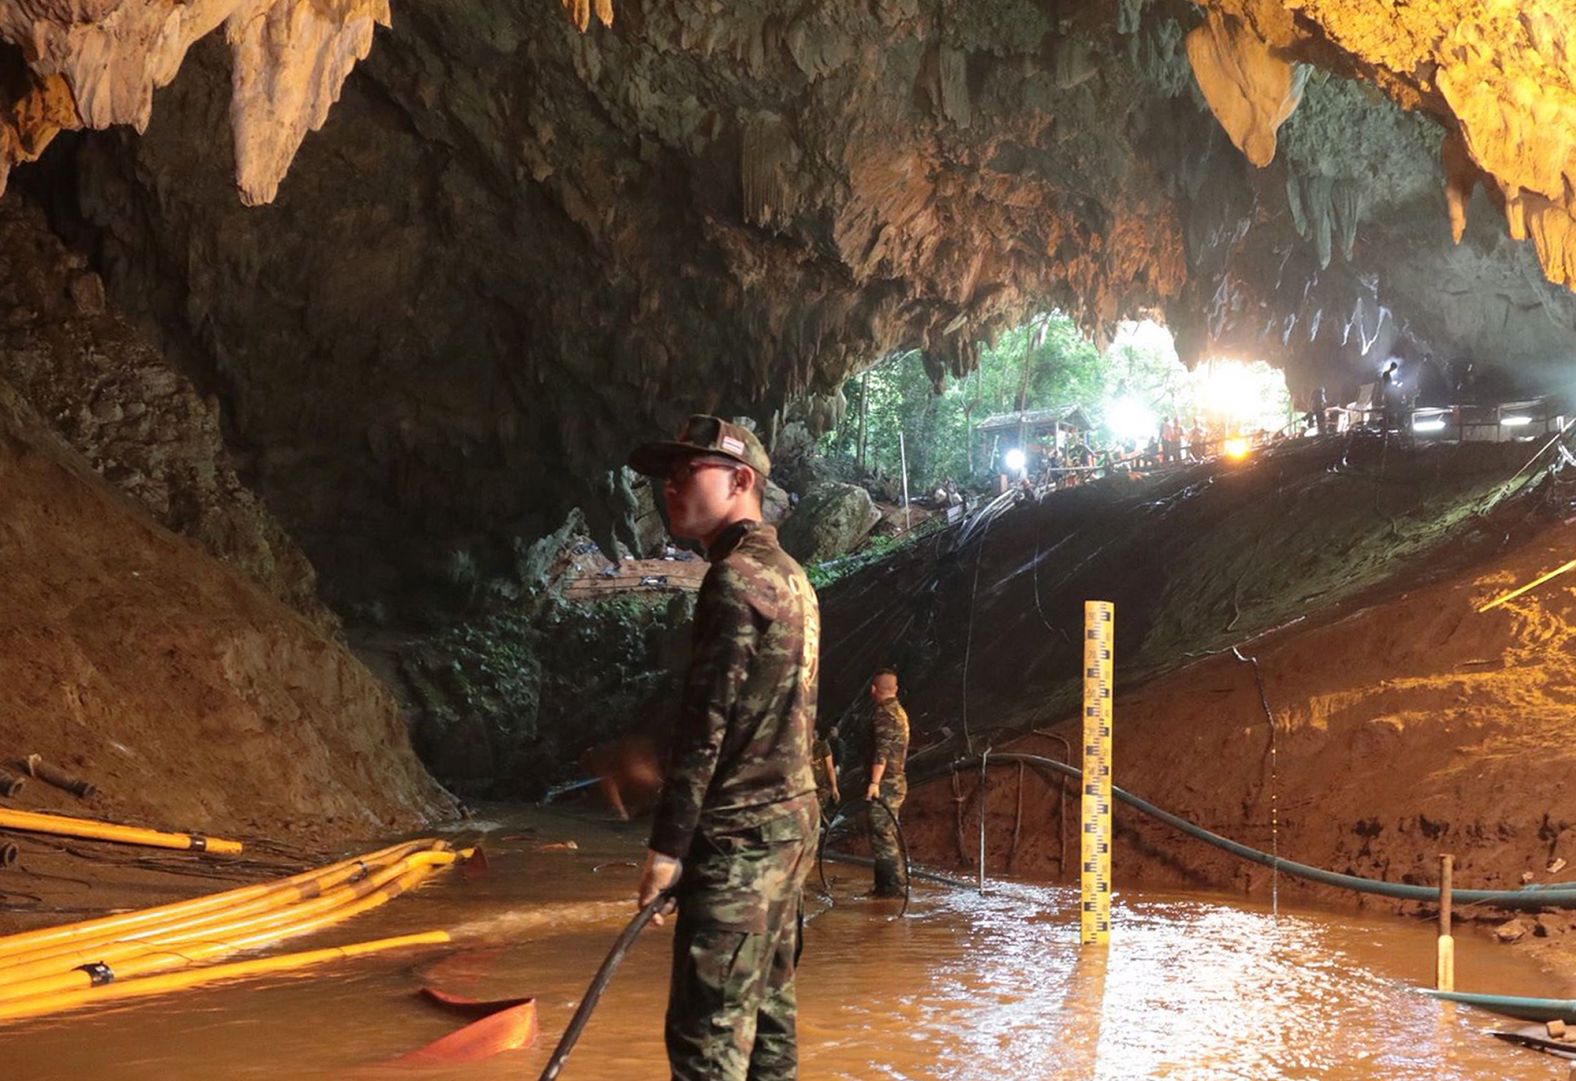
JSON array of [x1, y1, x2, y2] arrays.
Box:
[[873, 797, 912, 917], [537, 883, 676, 1081], [925, 753, 1576, 910], [814, 797, 911, 917]]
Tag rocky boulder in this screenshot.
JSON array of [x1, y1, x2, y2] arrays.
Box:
[[778, 483, 881, 566]]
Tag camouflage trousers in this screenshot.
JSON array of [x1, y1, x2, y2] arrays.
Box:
[[869, 774, 907, 894], [666, 821, 815, 1081]]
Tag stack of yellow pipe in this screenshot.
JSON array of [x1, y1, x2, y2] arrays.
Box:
[[0, 837, 467, 1023], [0, 808, 245, 855]]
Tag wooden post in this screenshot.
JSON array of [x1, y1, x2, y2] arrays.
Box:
[[1437, 853, 1455, 991], [1081, 601, 1114, 946]]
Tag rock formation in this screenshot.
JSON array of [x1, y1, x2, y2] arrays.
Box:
[[0, 371, 452, 841], [0, 0, 392, 205], [778, 482, 883, 566], [0, 195, 331, 626], [6, 0, 1576, 612]]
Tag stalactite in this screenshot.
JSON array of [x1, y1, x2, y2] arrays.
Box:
[[1184, 8, 1304, 167], [740, 112, 799, 230], [559, 0, 613, 34]]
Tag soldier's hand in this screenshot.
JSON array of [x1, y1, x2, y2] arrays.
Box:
[[830, 785, 841, 805], [638, 849, 681, 926], [865, 781, 880, 801]]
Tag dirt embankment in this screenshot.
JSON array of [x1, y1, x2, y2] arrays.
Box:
[[0, 378, 453, 928], [821, 436, 1576, 963], [0, 194, 332, 630]]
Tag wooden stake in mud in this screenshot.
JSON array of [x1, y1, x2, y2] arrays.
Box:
[[1081, 601, 1114, 947], [1437, 853, 1455, 991]]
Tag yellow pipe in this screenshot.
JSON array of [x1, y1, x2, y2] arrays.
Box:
[[1477, 555, 1576, 612], [0, 840, 447, 971], [0, 808, 244, 855], [0, 856, 452, 1002], [0, 930, 451, 1024], [0, 839, 438, 960], [0, 848, 456, 983]]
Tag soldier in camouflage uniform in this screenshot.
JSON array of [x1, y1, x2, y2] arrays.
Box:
[[864, 668, 910, 897], [811, 726, 840, 813], [630, 415, 821, 1081]]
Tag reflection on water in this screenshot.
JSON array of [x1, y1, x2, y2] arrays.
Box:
[[5, 812, 1564, 1080]]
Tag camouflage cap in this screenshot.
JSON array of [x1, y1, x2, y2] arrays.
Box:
[[628, 414, 772, 479]]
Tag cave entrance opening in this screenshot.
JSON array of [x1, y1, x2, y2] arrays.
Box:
[[819, 315, 1292, 497]]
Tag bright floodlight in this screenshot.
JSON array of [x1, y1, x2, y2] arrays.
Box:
[[1502, 415, 1533, 427], [1414, 417, 1447, 432], [1223, 437, 1250, 460], [1004, 448, 1027, 474], [1107, 396, 1155, 443]]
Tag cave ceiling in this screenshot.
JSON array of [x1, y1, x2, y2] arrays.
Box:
[[2, 0, 1575, 611]]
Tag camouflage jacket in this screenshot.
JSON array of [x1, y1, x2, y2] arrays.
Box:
[[870, 696, 909, 781], [649, 521, 821, 859]]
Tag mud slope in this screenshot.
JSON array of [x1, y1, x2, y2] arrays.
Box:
[[818, 437, 1576, 953], [818, 435, 1536, 736], [901, 509, 1576, 955], [0, 377, 454, 857]]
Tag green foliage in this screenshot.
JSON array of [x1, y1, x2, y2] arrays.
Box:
[[401, 592, 690, 797], [804, 516, 947, 589], [821, 314, 1290, 491]]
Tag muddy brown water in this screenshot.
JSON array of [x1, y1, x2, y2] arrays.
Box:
[[7, 810, 1569, 1080]]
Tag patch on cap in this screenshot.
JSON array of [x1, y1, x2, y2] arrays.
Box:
[[720, 436, 745, 454]]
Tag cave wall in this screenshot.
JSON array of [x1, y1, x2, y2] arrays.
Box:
[[0, 193, 332, 627], [0, 369, 453, 841], [47, 1, 1200, 613], [4, 0, 1576, 614]]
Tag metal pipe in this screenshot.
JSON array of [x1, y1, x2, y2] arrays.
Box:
[[24, 755, 95, 799]]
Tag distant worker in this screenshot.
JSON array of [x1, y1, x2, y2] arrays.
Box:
[[1381, 360, 1403, 434], [812, 725, 840, 813], [1453, 360, 1477, 403], [865, 668, 911, 898], [1187, 420, 1206, 459], [628, 414, 820, 1081], [1310, 386, 1328, 436], [1160, 417, 1178, 463]]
